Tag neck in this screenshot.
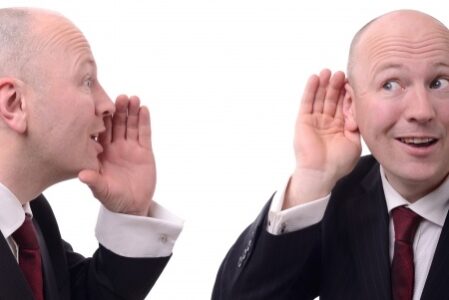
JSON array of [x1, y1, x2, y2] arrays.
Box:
[[0, 144, 58, 204], [384, 172, 447, 203], [0, 167, 49, 204]]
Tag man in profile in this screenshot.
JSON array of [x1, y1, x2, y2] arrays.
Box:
[[214, 10, 449, 299], [0, 7, 182, 299]]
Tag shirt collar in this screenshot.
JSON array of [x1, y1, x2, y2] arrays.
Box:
[[380, 166, 449, 227], [0, 182, 32, 239]]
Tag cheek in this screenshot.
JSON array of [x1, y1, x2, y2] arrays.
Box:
[[355, 100, 400, 137], [435, 102, 449, 125], [45, 114, 85, 149]]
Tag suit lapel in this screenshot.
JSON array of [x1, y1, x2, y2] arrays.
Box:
[[0, 233, 35, 300], [348, 164, 392, 299], [420, 210, 449, 299], [31, 196, 71, 299]]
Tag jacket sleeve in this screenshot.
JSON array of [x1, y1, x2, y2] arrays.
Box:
[[212, 196, 321, 300], [31, 194, 169, 300], [64, 242, 169, 300]]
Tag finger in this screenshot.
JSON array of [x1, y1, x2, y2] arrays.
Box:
[[299, 74, 320, 115], [112, 95, 129, 142], [323, 71, 346, 117], [312, 69, 331, 113], [98, 116, 112, 146], [334, 85, 346, 120], [126, 96, 141, 141], [138, 106, 152, 149]]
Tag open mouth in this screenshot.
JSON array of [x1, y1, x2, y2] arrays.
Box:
[[398, 137, 438, 147], [90, 135, 99, 142]]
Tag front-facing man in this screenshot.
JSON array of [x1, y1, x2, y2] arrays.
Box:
[[214, 10, 449, 299], [0, 7, 182, 300]]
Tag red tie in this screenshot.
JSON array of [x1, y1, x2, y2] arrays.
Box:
[[391, 206, 422, 300], [12, 215, 44, 300]]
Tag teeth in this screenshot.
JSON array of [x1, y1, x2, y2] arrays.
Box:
[[400, 137, 434, 144]]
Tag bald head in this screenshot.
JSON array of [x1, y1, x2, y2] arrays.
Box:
[[0, 8, 79, 84], [0, 8, 34, 78], [347, 10, 449, 89]]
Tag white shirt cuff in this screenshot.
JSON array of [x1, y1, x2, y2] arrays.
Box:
[[95, 201, 184, 258], [267, 178, 330, 235]]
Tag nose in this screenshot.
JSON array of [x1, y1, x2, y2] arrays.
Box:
[[95, 84, 115, 116], [403, 87, 436, 123]]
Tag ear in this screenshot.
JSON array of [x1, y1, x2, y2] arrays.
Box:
[[0, 78, 27, 133], [343, 82, 358, 132]]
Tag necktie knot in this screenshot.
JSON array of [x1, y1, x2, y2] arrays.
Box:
[[392, 206, 422, 244], [12, 214, 44, 300], [13, 215, 40, 250]]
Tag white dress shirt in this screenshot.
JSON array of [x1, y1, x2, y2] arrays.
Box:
[[267, 166, 449, 300], [0, 181, 184, 260]]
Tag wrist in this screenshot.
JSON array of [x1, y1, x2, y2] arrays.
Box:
[[103, 200, 152, 217], [283, 168, 336, 210]]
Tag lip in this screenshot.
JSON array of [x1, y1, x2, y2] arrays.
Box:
[[395, 136, 439, 157], [93, 140, 103, 153], [90, 135, 103, 153]]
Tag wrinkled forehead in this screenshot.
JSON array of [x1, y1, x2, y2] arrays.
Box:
[[354, 13, 449, 78], [30, 12, 92, 57], [362, 16, 449, 51]]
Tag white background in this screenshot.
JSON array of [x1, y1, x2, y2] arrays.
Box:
[[2, 1, 447, 299]]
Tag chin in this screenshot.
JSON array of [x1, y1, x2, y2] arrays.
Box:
[[72, 158, 101, 175], [399, 167, 448, 186]]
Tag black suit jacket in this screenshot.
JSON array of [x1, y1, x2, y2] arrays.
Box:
[[0, 195, 170, 300], [213, 156, 449, 299]]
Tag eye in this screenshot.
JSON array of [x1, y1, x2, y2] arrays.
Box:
[[430, 77, 449, 89], [382, 80, 401, 91], [84, 78, 93, 88]]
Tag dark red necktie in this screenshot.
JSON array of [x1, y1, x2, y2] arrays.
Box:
[[391, 206, 422, 300], [12, 215, 44, 300]]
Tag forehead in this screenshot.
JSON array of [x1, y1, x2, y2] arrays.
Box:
[[356, 13, 449, 77], [32, 13, 94, 65]]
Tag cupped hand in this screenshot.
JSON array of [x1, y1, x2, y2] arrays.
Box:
[[284, 69, 361, 208], [79, 95, 156, 216]]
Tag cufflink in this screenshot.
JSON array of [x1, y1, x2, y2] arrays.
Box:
[[280, 223, 286, 234], [159, 234, 168, 244]]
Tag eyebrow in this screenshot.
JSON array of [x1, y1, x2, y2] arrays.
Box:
[[75, 58, 97, 76], [373, 61, 449, 77], [369, 63, 405, 82], [79, 58, 96, 68], [73, 53, 96, 71], [374, 63, 404, 73], [433, 62, 449, 69]]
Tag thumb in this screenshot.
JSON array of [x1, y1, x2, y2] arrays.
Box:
[[78, 169, 108, 200]]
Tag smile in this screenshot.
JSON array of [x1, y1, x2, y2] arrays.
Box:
[[398, 137, 438, 147]]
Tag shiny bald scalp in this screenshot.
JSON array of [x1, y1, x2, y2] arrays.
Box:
[[0, 8, 33, 78], [347, 10, 449, 88], [0, 7, 71, 86]]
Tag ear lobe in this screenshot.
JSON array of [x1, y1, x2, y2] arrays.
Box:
[[0, 78, 27, 133], [343, 83, 358, 132]]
